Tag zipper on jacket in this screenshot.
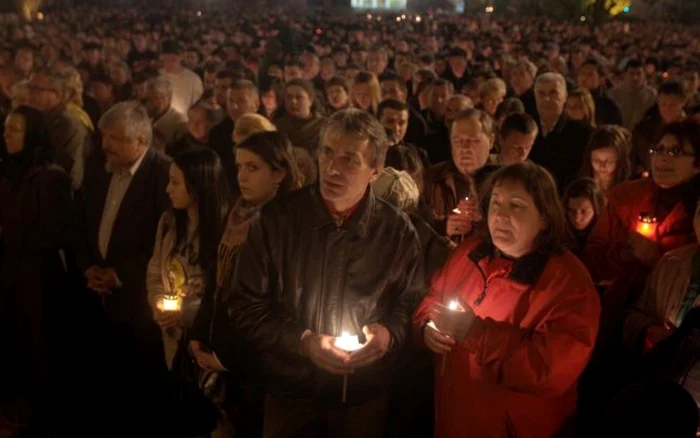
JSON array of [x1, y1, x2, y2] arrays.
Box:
[[472, 259, 488, 307]]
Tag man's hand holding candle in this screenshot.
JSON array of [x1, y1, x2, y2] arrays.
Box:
[[346, 323, 391, 368], [301, 332, 354, 375]]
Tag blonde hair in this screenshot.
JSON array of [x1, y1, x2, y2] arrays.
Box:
[[10, 80, 30, 109], [568, 87, 596, 128], [479, 78, 507, 100], [55, 65, 84, 107], [232, 113, 277, 144], [351, 71, 382, 114]]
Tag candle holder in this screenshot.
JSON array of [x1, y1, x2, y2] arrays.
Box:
[[334, 332, 364, 403], [432, 300, 473, 376], [635, 212, 658, 240], [156, 294, 183, 312]]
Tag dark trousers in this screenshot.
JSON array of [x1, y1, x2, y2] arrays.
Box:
[[262, 394, 388, 438]]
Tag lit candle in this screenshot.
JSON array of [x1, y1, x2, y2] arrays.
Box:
[[157, 294, 182, 312], [335, 332, 364, 403], [635, 212, 658, 239], [440, 300, 465, 376]]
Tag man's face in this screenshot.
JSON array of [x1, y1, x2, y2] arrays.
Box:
[[203, 71, 217, 91], [284, 65, 303, 82], [320, 59, 336, 79], [332, 51, 348, 67], [133, 34, 147, 51], [448, 56, 467, 74], [445, 97, 472, 129], [15, 49, 34, 74], [510, 66, 533, 94], [367, 51, 386, 76], [430, 84, 452, 118], [535, 81, 566, 121], [499, 130, 537, 165], [326, 85, 349, 109], [683, 71, 699, 95], [658, 93, 687, 124], [145, 89, 170, 117], [379, 108, 409, 144], [285, 85, 312, 119], [451, 117, 493, 176], [577, 64, 600, 91], [161, 53, 182, 72], [380, 80, 407, 103], [187, 107, 213, 142], [101, 127, 147, 169], [318, 127, 381, 210], [351, 50, 367, 67], [183, 51, 200, 69], [227, 88, 259, 122], [28, 73, 61, 112], [214, 77, 232, 108], [84, 49, 101, 66], [626, 67, 646, 89]]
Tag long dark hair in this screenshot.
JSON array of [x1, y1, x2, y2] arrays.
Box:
[[579, 125, 631, 187], [3, 105, 54, 170], [171, 147, 232, 275], [235, 131, 302, 194]]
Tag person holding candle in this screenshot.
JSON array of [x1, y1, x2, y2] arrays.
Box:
[[413, 162, 600, 438], [188, 131, 301, 437], [223, 109, 424, 437], [578, 125, 632, 194]]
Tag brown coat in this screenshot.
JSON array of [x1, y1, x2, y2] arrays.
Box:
[[422, 161, 477, 234]]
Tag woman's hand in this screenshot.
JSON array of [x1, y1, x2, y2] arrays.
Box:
[[424, 322, 456, 355], [153, 308, 181, 329], [628, 232, 661, 267], [190, 340, 226, 372]]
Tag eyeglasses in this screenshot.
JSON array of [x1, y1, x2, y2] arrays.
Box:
[[649, 146, 696, 158]]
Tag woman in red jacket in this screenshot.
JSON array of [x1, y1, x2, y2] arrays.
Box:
[[413, 162, 601, 438]]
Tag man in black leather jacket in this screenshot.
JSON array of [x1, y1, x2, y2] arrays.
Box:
[[223, 109, 425, 437]]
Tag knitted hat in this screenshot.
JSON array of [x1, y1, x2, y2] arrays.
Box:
[[372, 167, 419, 213]]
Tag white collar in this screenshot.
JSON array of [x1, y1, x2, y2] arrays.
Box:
[[106, 148, 148, 176]]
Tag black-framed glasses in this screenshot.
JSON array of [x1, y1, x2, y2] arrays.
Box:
[[649, 146, 695, 158]]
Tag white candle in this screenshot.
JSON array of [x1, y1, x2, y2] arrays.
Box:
[[448, 300, 459, 311], [452, 208, 462, 214], [335, 332, 363, 352]]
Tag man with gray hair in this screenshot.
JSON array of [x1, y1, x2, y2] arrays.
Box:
[[28, 68, 92, 190], [509, 59, 539, 121], [218, 108, 424, 437], [74, 101, 171, 431], [145, 76, 188, 153], [529, 72, 593, 190]]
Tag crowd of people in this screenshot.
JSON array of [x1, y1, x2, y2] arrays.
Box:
[[1, 5, 700, 438]]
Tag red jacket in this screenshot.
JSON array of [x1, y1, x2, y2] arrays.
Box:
[[413, 238, 600, 438]]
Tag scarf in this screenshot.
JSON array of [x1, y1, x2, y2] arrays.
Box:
[[216, 200, 260, 293]]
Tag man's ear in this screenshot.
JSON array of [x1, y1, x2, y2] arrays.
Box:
[[369, 162, 384, 183]]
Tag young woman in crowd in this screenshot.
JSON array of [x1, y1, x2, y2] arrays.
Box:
[[0, 106, 74, 434], [477, 77, 507, 118], [258, 75, 284, 120], [579, 125, 632, 193], [273, 78, 325, 154], [564, 177, 606, 255], [324, 75, 351, 113], [567, 87, 597, 128], [146, 147, 232, 433], [414, 162, 600, 438], [350, 71, 382, 115], [188, 131, 301, 437]]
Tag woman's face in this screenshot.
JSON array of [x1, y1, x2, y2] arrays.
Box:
[[236, 148, 286, 206], [481, 92, 502, 117], [567, 196, 596, 231], [285, 85, 312, 119], [261, 89, 278, 113], [352, 83, 372, 111], [326, 85, 349, 109], [488, 180, 546, 258], [591, 147, 618, 180], [566, 96, 586, 121], [652, 134, 700, 189], [166, 164, 194, 210], [3, 113, 26, 155]]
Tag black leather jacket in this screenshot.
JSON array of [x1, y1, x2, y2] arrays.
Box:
[[224, 184, 425, 406]]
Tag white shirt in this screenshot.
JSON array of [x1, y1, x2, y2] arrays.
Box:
[[160, 68, 204, 119]]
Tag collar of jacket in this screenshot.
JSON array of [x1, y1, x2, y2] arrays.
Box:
[[309, 183, 374, 238], [467, 240, 551, 286]]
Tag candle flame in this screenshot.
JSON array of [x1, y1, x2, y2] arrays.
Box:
[[448, 300, 459, 310]]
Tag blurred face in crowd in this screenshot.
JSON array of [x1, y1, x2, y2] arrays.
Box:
[[214, 77, 232, 108], [578, 64, 600, 91], [133, 34, 148, 52], [3, 112, 26, 154], [567, 197, 596, 231], [91, 81, 114, 104], [651, 134, 699, 189], [591, 147, 618, 181], [380, 80, 407, 103], [101, 126, 148, 170], [351, 50, 367, 67], [145, 89, 170, 117], [430, 83, 452, 118], [626, 67, 646, 89], [203, 71, 217, 91], [227, 88, 259, 122], [345, 67, 360, 84], [332, 51, 348, 67], [352, 82, 373, 112], [481, 91, 503, 117], [132, 81, 148, 101], [444, 96, 472, 130], [367, 51, 387, 76], [488, 180, 547, 258], [187, 107, 213, 142], [261, 89, 278, 115], [683, 71, 699, 96], [109, 66, 129, 86], [284, 65, 303, 82], [535, 80, 567, 122], [84, 49, 101, 66], [448, 55, 467, 75], [183, 51, 200, 70], [28, 72, 61, 112], [451, 117, 493, 176], [327, 85, 349, 109], [379, 108, 409, 144], [658, 93, 686, 124], [320, 58, 336, 79], [318, 127, 382, 212], [236, 148, 286, 206], [268, 64, 283, 79], [303, 55, 320, 80], [166, 164, 194, 210], [566, 96, 587, 122], [161, 53, 182, 73], [510, 66, 534, 95], [285, 85, 312, 119], [15, 49, 34, 75], [499, 130, 537, 165]]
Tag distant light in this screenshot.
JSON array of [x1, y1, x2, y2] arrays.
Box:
[[485, 6, 494, 13], [36, 12, 44, 21], [580, 15, 586, 22], [396, 16, 401, 22], [623, 6, 631, 13], [367, 13, 372, 20], [662, 71, 669, 79], [196, 10, 202, 17], [415, 15, 422, 23], [315, 28, 323, 35], [377, 16, 382, 21], [401, 14, 406, 19]]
